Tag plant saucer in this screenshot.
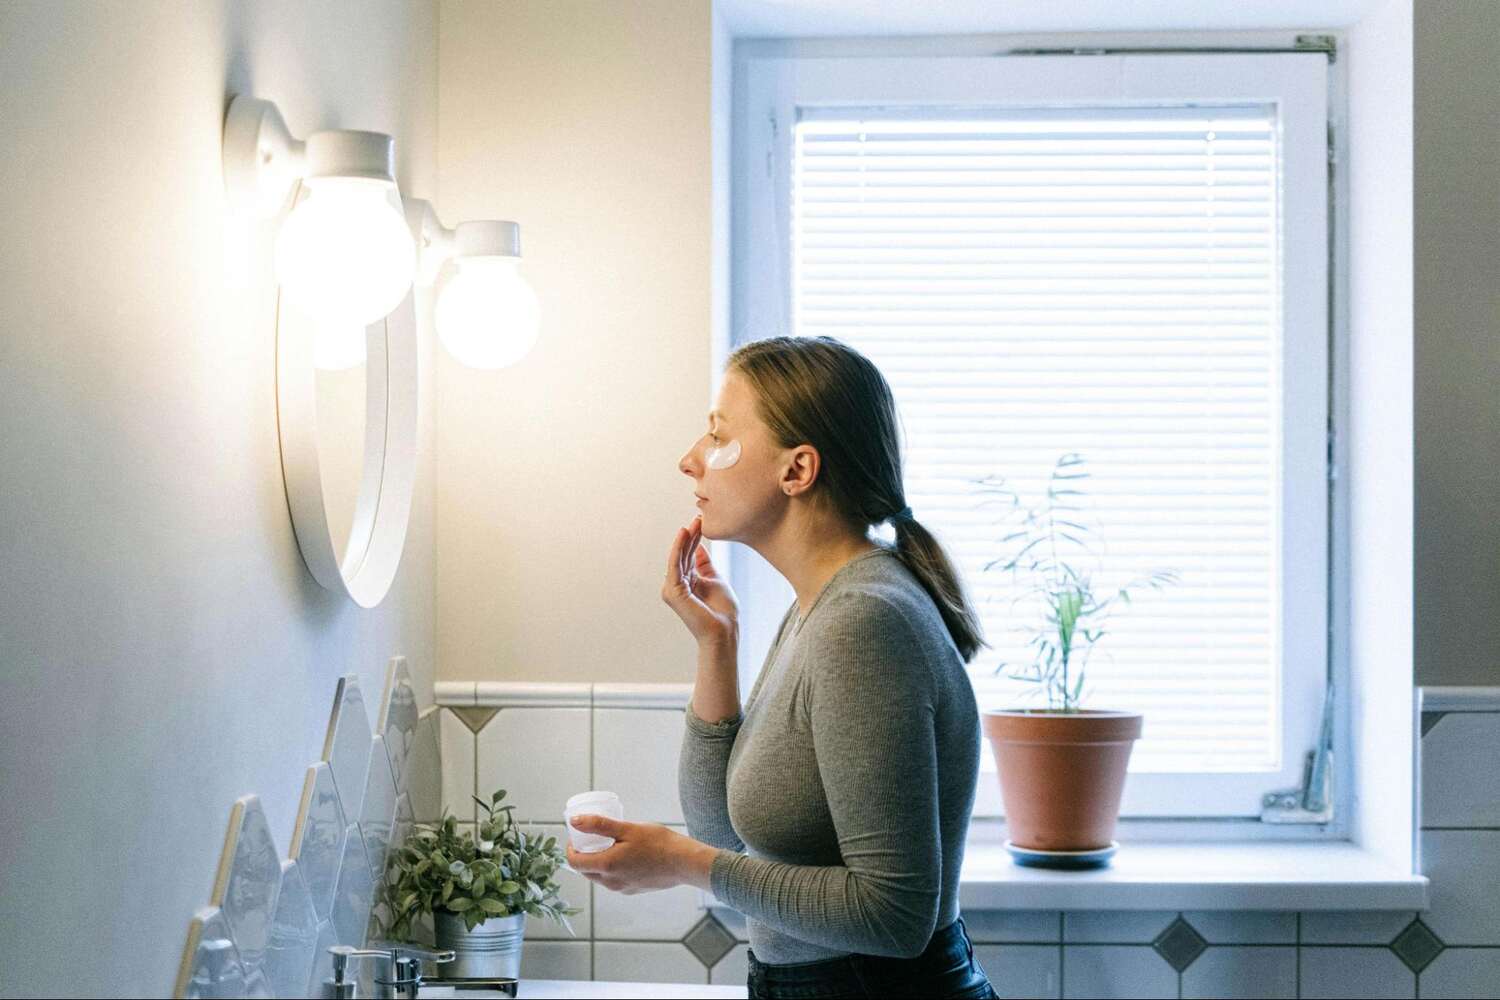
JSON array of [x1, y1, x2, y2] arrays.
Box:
[[1005, 840, 1119, 870]]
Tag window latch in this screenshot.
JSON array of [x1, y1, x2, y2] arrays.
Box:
[[1260, 679, 1335, 824]]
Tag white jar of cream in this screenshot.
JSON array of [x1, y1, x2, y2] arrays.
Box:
[[564, 790, 623, 853]]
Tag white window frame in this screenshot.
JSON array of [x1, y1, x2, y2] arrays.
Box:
[[729, 52, 1336, 824]]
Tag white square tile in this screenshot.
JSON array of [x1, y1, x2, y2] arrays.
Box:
[[1299, 911, 1416, 944], [593, 838, 707, 941], [1062, 945, 1176, 999], [477, 707, 590, 822], [1182, 946, 1295, 999], [593, 708, 686, 824], [1422, 712, 1500, 828], [439, 708, 477, 826], [964, 910, 1061, 943], [519, 941, 592, 981], [1182, 911, 1296, 944], [522, 823, 592, 940], [1421, 829, 1500, 945], [593, 941, 706, 984], [1063, 911, 1177, 943], [1420, 947, 1500, 999], [709, 943, 749, 986], [1299, 947, 1415, 999], [973, 944, 1060, 999]]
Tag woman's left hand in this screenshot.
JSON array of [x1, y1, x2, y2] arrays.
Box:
[[565, 815, 717, 895]]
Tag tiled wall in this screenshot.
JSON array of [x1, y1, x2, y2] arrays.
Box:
[[437, 682, 1500, 998], [173, 658, 441, 999]]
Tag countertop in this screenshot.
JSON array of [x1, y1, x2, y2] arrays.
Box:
[[420, 982, 746, 999]]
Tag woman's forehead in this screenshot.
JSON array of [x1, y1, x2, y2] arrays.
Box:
[[714, 372, 755, 422]]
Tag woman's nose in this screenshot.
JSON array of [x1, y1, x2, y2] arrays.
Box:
[[679, 443, 702, 478]]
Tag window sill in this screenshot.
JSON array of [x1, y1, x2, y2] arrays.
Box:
[[959, 825, 1427, 911]]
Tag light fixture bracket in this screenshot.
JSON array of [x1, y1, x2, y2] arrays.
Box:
[[222, 95, 306, 217]]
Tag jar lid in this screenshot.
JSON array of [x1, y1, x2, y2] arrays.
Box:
[[565, 790, 620, 810]]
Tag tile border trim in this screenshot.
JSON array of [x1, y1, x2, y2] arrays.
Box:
[[1419, 686, 1500, 712]]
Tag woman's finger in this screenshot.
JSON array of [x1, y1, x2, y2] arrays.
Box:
[[569, 813, 630, 838], [665, 525, 686, 584]]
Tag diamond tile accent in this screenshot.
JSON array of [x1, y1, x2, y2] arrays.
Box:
[[450, 705, 499, 734], [1153, 915, 1209, 972], [1390, 918, 1444, 974], [1420, 711, 1449, 737], [683, 913, 737, 968]]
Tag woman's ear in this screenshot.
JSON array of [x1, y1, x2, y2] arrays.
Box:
[[781, 444, 821, 498]]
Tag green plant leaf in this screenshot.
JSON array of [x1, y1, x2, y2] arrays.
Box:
[[499, 880, 521, 895], [446, 897, 474, 911], [477, 897, 508, 914]]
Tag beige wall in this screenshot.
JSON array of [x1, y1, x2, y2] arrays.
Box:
[[1414, 2, 1500, 686], [0, 2, 438, 994], [436, 0, 713, 684]]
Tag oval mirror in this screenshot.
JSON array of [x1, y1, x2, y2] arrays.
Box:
[[276, 188, 418, 608]]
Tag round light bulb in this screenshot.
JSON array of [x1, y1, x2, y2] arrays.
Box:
[[275, 179, 415, 327], [434, 257, 540, 369], [313, 324, 368, 371]]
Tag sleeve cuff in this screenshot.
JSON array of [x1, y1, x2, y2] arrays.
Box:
[[709, 848, 746, 905], [685, 704, 743, 738]]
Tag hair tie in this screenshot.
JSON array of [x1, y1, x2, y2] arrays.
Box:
[[890, 505, 914, 523]]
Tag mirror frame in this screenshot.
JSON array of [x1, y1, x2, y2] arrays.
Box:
[[275, 187, 418, 608]]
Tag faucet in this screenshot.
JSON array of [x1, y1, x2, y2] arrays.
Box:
[[320, 943, 456, 999]]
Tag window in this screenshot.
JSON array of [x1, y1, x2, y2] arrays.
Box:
[[731, 54, 1332, 819]]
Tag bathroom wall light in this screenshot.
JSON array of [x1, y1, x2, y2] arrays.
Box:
[[224, 97, 415, 327], [223, 95, 418, 609], [407, 201, 541, 369]]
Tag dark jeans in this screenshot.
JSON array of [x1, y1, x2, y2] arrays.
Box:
[[746, 917, 999, 999]]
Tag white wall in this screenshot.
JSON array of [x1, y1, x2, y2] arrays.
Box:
[[436, 0, 713, 685], [0, 2, 437, 995]]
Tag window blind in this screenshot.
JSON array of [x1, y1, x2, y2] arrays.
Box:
[[791, 108, 1284, 773]]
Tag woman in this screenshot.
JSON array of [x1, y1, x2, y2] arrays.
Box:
[[567, 336, 997, 999]]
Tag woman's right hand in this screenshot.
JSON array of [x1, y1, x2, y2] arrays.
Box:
[[662, 514, 739, 648]]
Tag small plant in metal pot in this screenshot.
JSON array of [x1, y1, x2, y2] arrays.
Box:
[[377, 789, 579, 978], [976, 453, 1177, 867]]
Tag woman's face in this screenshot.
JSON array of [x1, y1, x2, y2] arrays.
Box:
[[677, 372, 785, 541]]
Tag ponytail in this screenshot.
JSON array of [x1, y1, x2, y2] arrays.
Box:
[[891, 516, 986, 662]]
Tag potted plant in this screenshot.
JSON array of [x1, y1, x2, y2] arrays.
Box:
[[377, 789, 580, 978], [976, 453, 1177, 868]]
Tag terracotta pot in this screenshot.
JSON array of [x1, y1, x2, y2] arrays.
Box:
[[981, 710, 1143, 852]]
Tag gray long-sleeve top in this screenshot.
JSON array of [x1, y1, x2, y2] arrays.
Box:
[[678, 546, 980, 964]]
